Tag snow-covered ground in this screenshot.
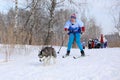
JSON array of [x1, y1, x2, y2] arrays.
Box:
[[0, 45, 120, 80]]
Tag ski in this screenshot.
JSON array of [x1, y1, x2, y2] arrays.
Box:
[[73, 55, 89, 59], [73, 56, 81, 59], [62, 55, 69, 58], [63, 55, 89, 59]]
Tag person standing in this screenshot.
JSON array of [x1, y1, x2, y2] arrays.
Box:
[[100, 34, 104, 48], [63, 13, 85, 57]]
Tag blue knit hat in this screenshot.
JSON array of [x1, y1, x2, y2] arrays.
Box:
[[71, 13, 76, 19]]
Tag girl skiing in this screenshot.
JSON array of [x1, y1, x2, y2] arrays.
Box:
[[63, 13, 85, 57]]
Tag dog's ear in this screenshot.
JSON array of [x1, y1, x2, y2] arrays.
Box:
[[38, 50, 41, 56], [40, 50, 43, 55]]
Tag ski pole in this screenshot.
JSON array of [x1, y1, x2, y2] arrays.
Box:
[[57, 33, 66, 54], [57, 41, 64, 54]]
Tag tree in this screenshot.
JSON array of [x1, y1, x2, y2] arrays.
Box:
[[86, 18, 102, 39], [0, 0, 103, 47], [110, 0, 120, 35]]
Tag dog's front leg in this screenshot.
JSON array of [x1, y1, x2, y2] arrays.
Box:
[[52, 56, 56, 64], [43, 59, 47, 66], [46, 56, 51, 65], [41, 57, 47, 66], [43, 56, 51, 66]]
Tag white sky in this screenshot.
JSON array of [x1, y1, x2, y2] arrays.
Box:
[[0, 0, 119, 34], [87, 0, 117, 34]]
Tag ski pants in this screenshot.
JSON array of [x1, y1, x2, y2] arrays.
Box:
[[67, 33, 83, 51]]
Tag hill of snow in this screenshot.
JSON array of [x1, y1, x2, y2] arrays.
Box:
[[0, 45, 120, 80]]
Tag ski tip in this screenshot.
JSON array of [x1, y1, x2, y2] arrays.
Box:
[[73, 55, 89, 59], [73, 56, 77, 59], [62, 55, 68, 58]]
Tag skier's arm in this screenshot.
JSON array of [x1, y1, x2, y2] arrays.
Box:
[[64, 21, 70, 31], [77, 19, 85, 33]]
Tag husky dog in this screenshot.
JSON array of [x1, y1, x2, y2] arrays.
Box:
[[38, 47, 57, 65]]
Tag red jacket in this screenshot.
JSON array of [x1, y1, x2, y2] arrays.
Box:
[[100, 34, 104, 43]]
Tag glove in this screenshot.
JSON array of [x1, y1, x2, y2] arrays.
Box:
[[64, 28, 68, 31], [81, 26, 85, 32]]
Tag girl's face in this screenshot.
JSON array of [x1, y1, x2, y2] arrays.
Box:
[[70, 18, 76, 23]]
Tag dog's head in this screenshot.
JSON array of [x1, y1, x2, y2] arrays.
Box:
[[38, 49, 48, 62]]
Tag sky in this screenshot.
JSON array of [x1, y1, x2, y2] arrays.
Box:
[[0, 0, 119, 35], [87, 0, 117, 34]]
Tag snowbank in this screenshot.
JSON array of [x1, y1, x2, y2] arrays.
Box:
[[0, 45, 120, 80]]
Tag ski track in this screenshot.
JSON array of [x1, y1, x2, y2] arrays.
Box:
[[0, 45, 120, 80]]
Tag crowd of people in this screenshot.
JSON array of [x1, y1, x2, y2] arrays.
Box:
[[87, 34, 108, 49]]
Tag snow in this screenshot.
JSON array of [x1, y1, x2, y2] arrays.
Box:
[[0, 45, 120, 80]]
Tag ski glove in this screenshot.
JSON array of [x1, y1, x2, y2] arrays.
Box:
[[64, 28, 68, 31], [81, 26, 85, 32]]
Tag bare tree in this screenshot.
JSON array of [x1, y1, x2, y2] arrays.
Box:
[[110, 0, 120, 35], [0, 0, 104, 48], [116, 12, 120, 35], [105, 33, 120, 47], [86, 18, 102, 39], [14, 0, 18, 28]]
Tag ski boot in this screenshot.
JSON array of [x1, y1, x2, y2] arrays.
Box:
[[81, 50, 85, 56], [62, 50, 70, 58]]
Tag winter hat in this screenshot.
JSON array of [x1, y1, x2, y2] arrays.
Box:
[[71, 13, 76, 19]]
